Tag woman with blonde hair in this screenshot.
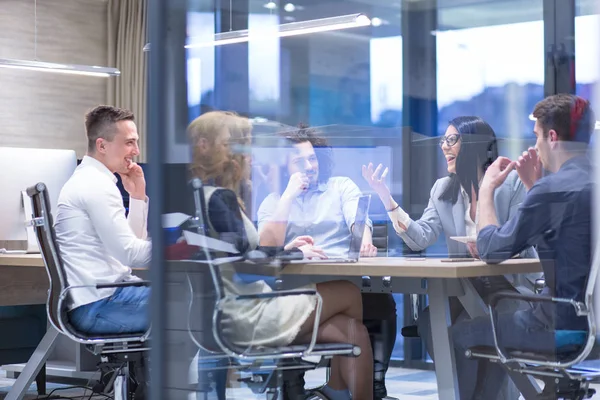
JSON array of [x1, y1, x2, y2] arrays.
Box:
[[187, 111, 373, 400]]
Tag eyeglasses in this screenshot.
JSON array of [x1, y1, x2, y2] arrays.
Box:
[[439, 133, 460, 148]]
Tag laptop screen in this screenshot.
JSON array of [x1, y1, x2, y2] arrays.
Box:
[[348, 195, 371, 258]]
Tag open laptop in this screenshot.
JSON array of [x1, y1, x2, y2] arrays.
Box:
[[286, 194, 371, 264]]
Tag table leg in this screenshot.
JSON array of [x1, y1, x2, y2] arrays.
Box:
[[6, 326, 60, 400], [428, 278, 459, 400]]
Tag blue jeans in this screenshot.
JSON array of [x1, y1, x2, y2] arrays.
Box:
[[69, 286, 150, 335], [451, 308, 556, 399]]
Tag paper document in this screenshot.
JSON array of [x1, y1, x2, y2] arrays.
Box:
[[183, 230, 240, 254], [162, 212, 191, 228], [449, 236, 477, 244]]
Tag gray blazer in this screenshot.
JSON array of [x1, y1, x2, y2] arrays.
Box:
[[398, 170, 541, 291]]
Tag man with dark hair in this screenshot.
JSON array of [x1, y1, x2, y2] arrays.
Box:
[[258, 124, 377, 257], [55, 105, 151, 334], [451, 94, 595, 398], [257, 125, 398, 400], [85, 105, 136, 154]]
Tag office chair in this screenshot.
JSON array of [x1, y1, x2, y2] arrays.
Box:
[[465, 190, 600, 400], [27, 183, 150, 400], [181, 178, 361, 400]]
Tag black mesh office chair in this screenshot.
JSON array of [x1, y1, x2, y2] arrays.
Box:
[[27, 183, 150, 400], [184, 178, 361, 400]]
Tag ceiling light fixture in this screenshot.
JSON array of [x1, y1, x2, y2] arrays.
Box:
[[0, 59, 120, 77], [144, 14, 371, 52], [0, 0, 119, 77], [284, 3, 296, 12], [264, 1, 277, 10], [187, 13, 370, 49]]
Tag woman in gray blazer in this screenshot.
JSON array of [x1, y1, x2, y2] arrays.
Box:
[[363, 116, 539, 400]]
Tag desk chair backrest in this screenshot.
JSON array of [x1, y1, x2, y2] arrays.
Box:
[[563, 147, 600, 365], [371, 222, 388, 256], [26, 183, 68, 334], [588, 141, 600, 353], [185, 179, 237, 354]]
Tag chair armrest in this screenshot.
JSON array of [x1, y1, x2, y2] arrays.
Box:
[[235, 289, 316, 301], [486, 290, 588, 365], [96, 280, 151, 290], [488, 290, 585, 314]]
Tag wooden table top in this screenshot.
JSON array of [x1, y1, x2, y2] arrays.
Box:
[[0, 254, 542, 279], [279, 257, 542, 278], [0, 253, 45, 267]]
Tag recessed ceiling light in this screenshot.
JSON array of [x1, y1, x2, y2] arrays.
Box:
[[284, 3, 295, 12], [371, 17, 382, 27], [264, 1, 277, 10]]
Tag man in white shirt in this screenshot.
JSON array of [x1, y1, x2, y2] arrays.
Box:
[[55, 105, 151, 334]]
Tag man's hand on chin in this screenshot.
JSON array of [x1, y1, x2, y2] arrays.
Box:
[[119, 162, 147, 200]]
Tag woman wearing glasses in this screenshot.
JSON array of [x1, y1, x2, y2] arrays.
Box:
[[362, 116, 538, 400]]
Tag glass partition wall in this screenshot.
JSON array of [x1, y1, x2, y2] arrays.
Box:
[[146, 0, 599, 398]]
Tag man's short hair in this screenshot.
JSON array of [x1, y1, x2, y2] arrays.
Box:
[[533, 94, 596, 144], [85, 105, 135, 153], [280, 123, 333, 183]]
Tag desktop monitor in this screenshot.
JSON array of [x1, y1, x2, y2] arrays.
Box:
[[0, 147, 77, 244]]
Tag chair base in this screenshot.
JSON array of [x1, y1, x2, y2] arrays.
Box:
[[536, 377, 595, 400], [89, 352, 147, 400]]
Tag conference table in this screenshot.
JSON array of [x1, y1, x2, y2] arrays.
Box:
[[0, 254, 542, 400]]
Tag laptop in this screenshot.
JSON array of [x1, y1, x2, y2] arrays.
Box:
[[286, 194, 371, 264]]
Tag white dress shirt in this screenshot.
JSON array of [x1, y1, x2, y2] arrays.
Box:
[[54, 156, 151, 310]]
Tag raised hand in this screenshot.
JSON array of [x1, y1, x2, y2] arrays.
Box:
[[362, 162, 390, 197], [481, 157, 515, 192], [118, 162, 146, 200], [516, 147, 543, 191], [283, 172, 309, 199]]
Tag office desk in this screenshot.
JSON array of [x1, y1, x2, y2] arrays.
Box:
[[3, 255, 542, 400], [0, 254, 46, 307]]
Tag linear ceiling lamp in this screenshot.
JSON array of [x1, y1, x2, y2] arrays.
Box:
[[0, 58, 120, 77], [143, 13, 370, 51], [0, 0, 120, 78]]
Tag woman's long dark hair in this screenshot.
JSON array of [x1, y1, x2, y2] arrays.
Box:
[[438, 116, 498, 204]]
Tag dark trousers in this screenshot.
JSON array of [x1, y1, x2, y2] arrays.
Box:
[[362, 292, 398, 399], [452, 308, 557, 399]]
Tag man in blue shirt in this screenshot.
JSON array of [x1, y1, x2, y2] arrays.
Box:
[[451, 94, 595, 399], [257, 125, 396, 400]]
